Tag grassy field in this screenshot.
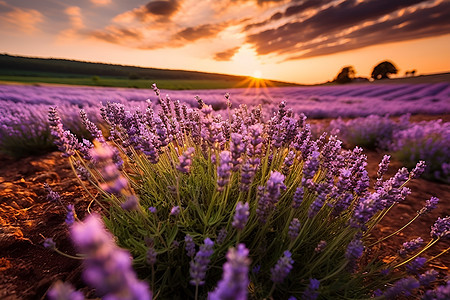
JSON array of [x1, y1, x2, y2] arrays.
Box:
[[0, 75, 299, 90]]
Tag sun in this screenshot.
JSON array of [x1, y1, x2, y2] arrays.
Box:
[[252, 70, 262, 79]]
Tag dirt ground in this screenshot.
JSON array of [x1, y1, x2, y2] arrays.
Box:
[[0, 132, 448, 299]]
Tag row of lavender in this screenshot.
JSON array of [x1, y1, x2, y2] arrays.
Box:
[[43, 85, 449, 299], [323, 115, 450, 183]]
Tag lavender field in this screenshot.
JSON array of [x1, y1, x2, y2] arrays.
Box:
[[1, 82, 449, 118], [1, 81, 450, 299]]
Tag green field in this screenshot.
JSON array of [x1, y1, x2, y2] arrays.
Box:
[[0, 54, 299, 90], [0, 75, 278, 90]]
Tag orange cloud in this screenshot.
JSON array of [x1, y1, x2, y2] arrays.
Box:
[[214, 47, 240, 61], [0, 1, 43, 34], [58, 6, 84, 41], [91, 0, 112, 6]]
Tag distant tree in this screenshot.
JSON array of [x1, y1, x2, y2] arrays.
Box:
[[405, 71, 410, 77], [371, 61, 398, 80], [334, 66, 356, 84], [411, 69, 416, 77]]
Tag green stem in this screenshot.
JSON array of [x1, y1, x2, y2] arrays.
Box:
[[52, 247, 85, 260]]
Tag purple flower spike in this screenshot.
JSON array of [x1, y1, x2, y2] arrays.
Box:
[[405, 257, 427, 274], [209, 244, 250, 300], [177, 147, 195, 174], [43, 238, 56, 249], [71, 214, 152, 300], [271, 250, 294, 284], [314, 240, 327, 253], [292, 187, 304, 209], [346, 236, 364, 272], [170, 206, 180, 217], [419, 196, 439, 215], [47, 281, 84, 300], [65, 204, 76, 226], [303, 278, 320, 300], [288, 218, 301, 241], [377, 155, 391, 178], [185, 234, 196, 257], [384, 277, 419, 299], [44, 183, 61, 203], [148, 206, 157, 214], [410, 160, 426, 179], [398, 237, 423, 257], [190, 238, 214, 286], [146, 247, 157, 266], [217, 151, 232, 191], [419, 269, 438, 286], [430, 216, 450, 239], [232, 202, 250, 231], [422, 280, 450, 300]]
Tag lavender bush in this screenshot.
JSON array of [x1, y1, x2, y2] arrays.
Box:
[[44, 86, 449, 299], [329, 114, 410, 150], [389, 120, 450, 183]]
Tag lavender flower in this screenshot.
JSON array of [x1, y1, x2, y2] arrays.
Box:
[[405, 257, 427, 274], [146, 247, 157, 266], [418, 269, 438, 286], [190, 238, 214, 286], [170, 206, 180, 217], [422, 280, 450, 300], [377, 155, 391, 178], [292, 187, 304, 209], [230, 133, 246, 171], [288, 218, 301, 241], [71, 214, 152, 300], [90, 141, 128, 195], [410, 160, 426, 179], [303, 278, 320, 300], [270, 250, 294, 284], [398, 237, 423, 257], [177, 147, 195, 174], [232, 202, 250, 231], [314, 240, 327, 253], [217, 151, 232, 191], [65, 204, 76, 226], [209, 244, 250, 300], [384, 277, 419, 299], [216, 228, 228, 245], [148, 207, 157, 214], [47, 281, 84, 300], [185, 234, 196, 258], [256, 171, 286, 223], [43, 238, 56, 249], [430, 216, 450, 239], [346, 237, 364, 272], [44, 183, 61, 203], [419, 196, 439, 215]]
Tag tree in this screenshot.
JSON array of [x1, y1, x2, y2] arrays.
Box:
[[371, 61, 398, 80], [334, 66, 356, 84]]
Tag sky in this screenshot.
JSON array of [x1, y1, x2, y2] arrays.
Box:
[[0, 0, 449, 84]]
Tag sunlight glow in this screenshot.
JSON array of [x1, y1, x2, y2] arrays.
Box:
[[252, 70, 262, 79]]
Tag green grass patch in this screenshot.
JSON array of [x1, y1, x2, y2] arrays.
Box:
[[0, 75, 297, 90]]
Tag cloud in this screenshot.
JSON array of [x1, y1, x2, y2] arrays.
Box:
[[176, 23, 228, 41], [0, 1, 43, 34], [58, 6, 85, 40], [213, 47, 241, 61], [91, 0, 112, 6], [283, 1, 450, 60], [145, 0, 180, 17], [245, 0, 443, 58], [91, 25, 144, 44]]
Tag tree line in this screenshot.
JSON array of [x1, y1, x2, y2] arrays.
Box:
[[333, 61, 403, 84]]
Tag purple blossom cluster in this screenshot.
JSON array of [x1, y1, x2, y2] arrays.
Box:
[[398, 237, 424, 257], [209, 244, 250, 300], [271, 250, 294, 284], [190, 238, 214, 286], [71, 214, 152, 300]]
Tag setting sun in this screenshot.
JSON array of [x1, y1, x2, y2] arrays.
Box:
[[252, 70, 262, 79]]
